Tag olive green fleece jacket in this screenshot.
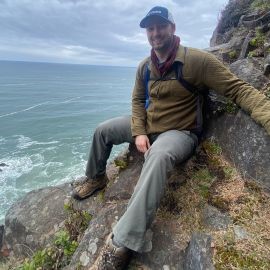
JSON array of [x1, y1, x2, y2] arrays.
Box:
[[131, 45, 270, 136]]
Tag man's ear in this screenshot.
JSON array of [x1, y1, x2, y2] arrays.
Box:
[[171, 23, 176, 33]]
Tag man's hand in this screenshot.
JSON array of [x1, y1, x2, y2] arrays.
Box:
[[135, 135, 150, 153]]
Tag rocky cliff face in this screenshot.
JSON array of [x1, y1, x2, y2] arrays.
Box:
[[206, 0, 270, 188], [1, 1, 270, 269]]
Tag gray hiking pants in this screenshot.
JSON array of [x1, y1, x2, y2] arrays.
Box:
[[85, 115, 198, 252]]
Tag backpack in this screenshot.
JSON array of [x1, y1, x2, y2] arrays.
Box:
[[143, 47, 209, 138]]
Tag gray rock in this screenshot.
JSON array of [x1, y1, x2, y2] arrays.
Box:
[[205, 43, 233, 62], [133, 219, 185, 269], [105, 145, 144, 201], [229, 58, 269, 89], [3, 183, 100, 258], [240, 11, 270, 29], [238, 31, 255, 59], [238, 10, 262, 27], [202, 205, 232, 230], [69, 145, 187, 269], [184, 232, 214, 270], [67, 203, 127, 269], [210, 27, 225, 47], [207, 110, 270, 188], [234, 225, 249, 240], [0, 163, 8, 167]]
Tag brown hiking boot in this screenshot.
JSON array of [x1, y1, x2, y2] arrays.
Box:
[[71, 174, 108, 200], [89, 233, 132, 270]]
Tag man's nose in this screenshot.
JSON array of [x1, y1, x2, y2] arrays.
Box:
[[152, 26, 161, 36]]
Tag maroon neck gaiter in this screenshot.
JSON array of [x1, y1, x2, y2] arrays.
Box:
[[151, 35, 180, 76]]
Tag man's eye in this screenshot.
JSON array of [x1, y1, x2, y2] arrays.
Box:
[[159, 24, 168, 29]]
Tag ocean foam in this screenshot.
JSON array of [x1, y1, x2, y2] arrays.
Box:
[[0, 156, 34, 182], [15, 135, 59, 150]]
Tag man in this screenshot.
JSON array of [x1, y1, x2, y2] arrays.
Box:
[[71, 6, 270, 269]]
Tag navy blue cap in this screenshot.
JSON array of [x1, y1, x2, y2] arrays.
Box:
[[140, 6, 175, 28]]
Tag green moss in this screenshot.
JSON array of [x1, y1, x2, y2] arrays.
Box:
[[228, 50, 237, 59], [233, 198, 258, 224], [249, 29, 265, 48], [202, 141, 222, 156], [210, 196, 230, 211], [251, 0, 270, 11], [215, 245, 270, 269], [192, 168, 214, 199], [248, 51, 256, 58], [223, 166, 237, 179], [75, 262, 83, 270], [160, 189, 182, 216], [192, 168, 213, 181], [225, 100, 238, 114], [97, 189, 105, 202], [64, 202, 92, 235], [114, 159, 128, 169]]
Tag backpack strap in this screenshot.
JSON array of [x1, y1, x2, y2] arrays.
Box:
[[144, 62, 150, 109], [174, 62, 199, 95], [143, 47, 207, 109]]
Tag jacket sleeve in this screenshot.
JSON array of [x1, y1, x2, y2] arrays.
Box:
[[202, 53, 270, 135], [131, 61, 148, 137]]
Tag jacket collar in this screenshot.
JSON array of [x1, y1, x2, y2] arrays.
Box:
[[174, 44, 185, 64], [149, 45, 185, 78]]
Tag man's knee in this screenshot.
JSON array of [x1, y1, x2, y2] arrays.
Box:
[[145, 148, 174, 165], [95, 119, 113, 137], [94, 116, 132, 144]]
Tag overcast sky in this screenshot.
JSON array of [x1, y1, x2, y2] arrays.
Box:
[[0, 0, 228, 67]]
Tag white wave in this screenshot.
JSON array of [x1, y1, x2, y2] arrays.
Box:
[[1, 83, 31, 86], [15, 135, 59, 150], [50, 161, 86, 185], [56, 96, 82, 104], [30, 153, 45, 165], [0, 101, 50, 118], [44, 161, 64, 168], [40, 146, 58, 153], [0, 96, 83, 118], [0, 156, 34, 183]]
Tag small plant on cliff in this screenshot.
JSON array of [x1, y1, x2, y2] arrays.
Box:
[[228, 50, 237, 60], [225, 100, 238, 114], [249, 29, 265, 48], [247, 51, 256, 58], [16, 203, 92, 270], [251, 0, 270, 11], [16, 230, 78, 270], [114, 158, 128, 170], [63, 202, 92, 237]]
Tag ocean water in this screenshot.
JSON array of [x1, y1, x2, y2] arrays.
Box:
[[0, 61, 135, 224]]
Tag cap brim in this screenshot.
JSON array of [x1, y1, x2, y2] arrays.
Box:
[[140, 15, 171, 28]]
